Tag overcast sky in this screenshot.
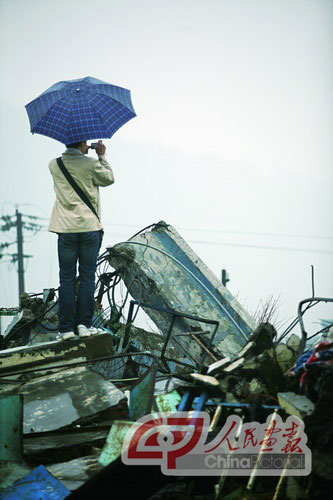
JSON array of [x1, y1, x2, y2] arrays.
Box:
[[0, 0, 332, 336]]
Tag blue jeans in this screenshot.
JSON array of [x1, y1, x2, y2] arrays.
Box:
[[57, 231, 102, 332]]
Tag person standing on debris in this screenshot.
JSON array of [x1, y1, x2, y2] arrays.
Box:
[[48, 140, 114, 341]]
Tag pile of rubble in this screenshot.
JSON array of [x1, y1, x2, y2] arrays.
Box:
[[0, 222, 332, 499]]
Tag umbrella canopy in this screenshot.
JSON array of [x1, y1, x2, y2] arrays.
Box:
[[25, 76, 136, 144]]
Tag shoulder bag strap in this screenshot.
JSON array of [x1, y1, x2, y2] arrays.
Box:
[[56, 157, 100, 221]]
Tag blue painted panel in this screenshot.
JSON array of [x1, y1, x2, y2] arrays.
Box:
[[0, 465, 70, 500]]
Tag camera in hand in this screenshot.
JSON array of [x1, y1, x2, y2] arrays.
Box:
[[90, 142, 98, 149]]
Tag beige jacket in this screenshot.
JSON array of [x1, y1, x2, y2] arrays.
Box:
[[48, 148, 114, 233]]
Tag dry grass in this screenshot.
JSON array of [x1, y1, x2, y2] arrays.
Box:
[[252, 294, 289, 332]]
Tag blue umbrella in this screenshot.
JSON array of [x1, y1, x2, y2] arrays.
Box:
[[25, 76, 136, 144]]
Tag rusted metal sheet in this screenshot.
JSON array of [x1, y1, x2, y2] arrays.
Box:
[[107, 221, 256, 359], [0, 395, 31, 491], [0, 395, 23, 461]]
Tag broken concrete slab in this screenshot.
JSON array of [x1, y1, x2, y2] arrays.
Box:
[[223, 357, 245, 373], [211, 324, 287, 395], [190, 373, 220, 387], [248, 378, 267, 396], [275, 343, 296, 372], [0, 333, 114, 377], [107, 221, 256, 360], [207, 356, 231, 374], [247, 322, 276, 352], [277, 392, 315, 419], [232, 349, 286, 394], [286, 333, 301, 352], [251, 350, 286, 394]]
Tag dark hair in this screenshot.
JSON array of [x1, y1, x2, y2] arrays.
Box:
[[65, 141, 84, 149]]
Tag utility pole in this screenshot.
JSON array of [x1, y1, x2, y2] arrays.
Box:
[[0, 210, 43, 304], [16, 210, 25, 298]]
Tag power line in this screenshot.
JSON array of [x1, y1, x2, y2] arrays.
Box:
[[1, 201, 50, 219], [103, 223, 333, 241], [180, 227, 333, 241], [102, 229, 333, 255], [188, 239, 333, 255]]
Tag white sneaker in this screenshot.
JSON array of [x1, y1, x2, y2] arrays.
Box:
[[77, 324, 92, 337], [89, 326, 104, 335], [55, 331, 75, 341]]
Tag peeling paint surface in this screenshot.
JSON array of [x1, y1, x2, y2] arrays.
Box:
[[129, 365, 156, 420], [0, 333, 114, 376], [11, 366, 126, 433], [155, 390, 181, 412], [98, 420, 135, 466], [47, 454, 104, 491]]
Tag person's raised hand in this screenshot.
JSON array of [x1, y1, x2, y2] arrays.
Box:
[[96, 140, 106, 156]]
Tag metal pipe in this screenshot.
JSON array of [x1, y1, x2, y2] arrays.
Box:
[[311, 265, 315, 297], [126, 299, 219, 369], [297, 297, 333, 355], [174, 330, 209, 336], [190, 333, 218, 362], [123, 300, 135, 349], [209, 406, 222, 433], [160, 314, 176, 359], [246, 410, 278, 492], [127, 300, 219, 326]]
